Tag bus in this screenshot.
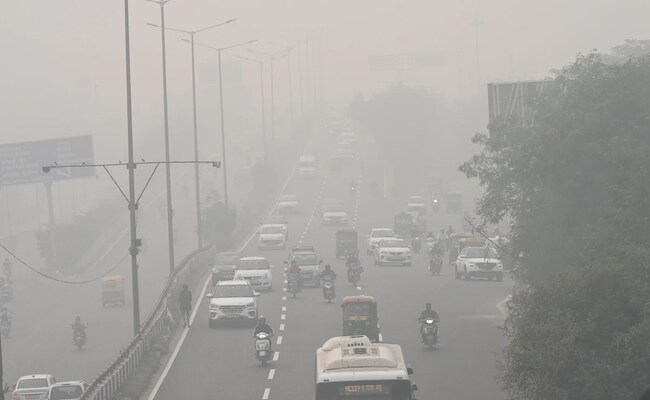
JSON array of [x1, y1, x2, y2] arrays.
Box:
[[315, 336, 419, 400], [298, 154, 318, 177]]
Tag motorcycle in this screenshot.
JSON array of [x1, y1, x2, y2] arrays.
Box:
[[287, 272, 300, 299], [425, 237, 436, 254], [431, 198, 440, 213], [421, 319, 439, 350], [428, 254, 443, 276], [322, 275, 336, 303], [254, 331, 274, 366], [73, 329, 86, 350], [346, 263, 363, 287]]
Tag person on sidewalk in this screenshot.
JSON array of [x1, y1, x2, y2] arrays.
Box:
[[179, 284, 193, 328]]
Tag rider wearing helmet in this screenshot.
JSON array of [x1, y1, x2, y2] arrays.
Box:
[[253, 316, 274, 336], [286, 260, 303, 292], [71, 316, 87, 341], [320, 264, 337, 296]]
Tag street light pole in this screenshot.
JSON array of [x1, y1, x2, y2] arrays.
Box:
[[147, 0, 175, 275], [237, 56, 267, 162], [147, 19, 237, 247], [124, 0, 141, 335], [191, 39, 257, 209], [297, 41, 304, 116], [285, 51, 294, 140]]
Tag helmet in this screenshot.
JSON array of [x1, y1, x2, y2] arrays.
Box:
[[258, 316, 266, 324], [324, 264, 332, 270], [75, 316, 81, 322], [425, 303, 432, 308]]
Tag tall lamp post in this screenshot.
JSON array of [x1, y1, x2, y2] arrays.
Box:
[[249, 49, 285, 154], [145, 0, 175, 274], [237, 56, 267, 162], [146, 18, 237, 248], [189, 39, 257, 209], [265, 42, 296, 139]]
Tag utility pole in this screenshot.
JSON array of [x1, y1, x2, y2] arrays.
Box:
[[470, 18, 483, 94]]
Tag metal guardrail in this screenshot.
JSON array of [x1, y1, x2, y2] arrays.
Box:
[[79, 244, 209, 400]]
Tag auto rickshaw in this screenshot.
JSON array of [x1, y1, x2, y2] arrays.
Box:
[[336, 228, 358, 259], [448, 232, 474, 263], [0, 276, 12, 302], [341, 295, 380, 342], [458, 237, 486, 254], [102, 275, 125, 307]]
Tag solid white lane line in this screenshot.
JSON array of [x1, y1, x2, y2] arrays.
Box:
[[277, 336, 283, 345], [268, 369, 275, 380], [262, 388, 271, 399], [280, 323, 285, 331], [282, 306, 287, 312], [273, 351, 280, 361], [281, 314, 286, 320]]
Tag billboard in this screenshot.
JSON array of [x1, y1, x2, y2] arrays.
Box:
[[487, 80, 558, 127], [0, 135, 95, 186]]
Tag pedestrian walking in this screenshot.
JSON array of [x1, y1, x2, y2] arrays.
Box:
[[179, 284, 192, 328]]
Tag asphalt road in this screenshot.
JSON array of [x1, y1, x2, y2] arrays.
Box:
[[2, 169, 253, 386], [152, 136, 512, 400]]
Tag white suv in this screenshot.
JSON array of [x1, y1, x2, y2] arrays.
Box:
[[234, 257, 273, 291], [366, 228, 396, 254], [454, 246, 504, 281], [258, 224, 287, 250], [47, 381, 87, 400], [277, 194, 301, 214], [207, 280, 259, 328], [13, 374, 57, 400]]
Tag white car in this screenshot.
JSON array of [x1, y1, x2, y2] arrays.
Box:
[[321, 205, 349, 226], [234, 257, 273, 291], [277, 194, 301, 214], [407, 196, 427, 215], [374, 238, 411, 266], [258, 224, 286, 250], [366, 228, 396, 254], [13, 374, 57, 400], [455, 246, 504, 281], [47, 381, 87, 400], [207, 280, 259, 328]]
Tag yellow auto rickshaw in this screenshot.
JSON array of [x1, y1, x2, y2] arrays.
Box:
[[102, 275, 125, 307], [448, 232, 474, 263], [458, 237, 486, 254], [341, 295, 380, 342]]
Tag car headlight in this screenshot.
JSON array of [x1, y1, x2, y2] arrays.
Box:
[[496, 264, 503, 270], [210, 304, 219, 309], [246, 302, 256, 308]]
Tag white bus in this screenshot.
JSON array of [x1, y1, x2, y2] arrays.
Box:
[[298, 154, 318, 177], [315, 336, 419, 400]]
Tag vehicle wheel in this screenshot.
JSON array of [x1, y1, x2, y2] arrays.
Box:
[[454, 267, 460, 280], [261, 359, 268, 367], [208, 319, 216, 329], [497, 273, 503, 282], [464, 269, 471, 281]]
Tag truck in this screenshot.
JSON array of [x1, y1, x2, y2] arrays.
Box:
[[393, 211, 425, 238]]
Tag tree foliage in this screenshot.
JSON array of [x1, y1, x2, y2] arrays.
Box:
[[462, 48, 650, 399]]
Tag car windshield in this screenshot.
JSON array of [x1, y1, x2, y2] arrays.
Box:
[[343, 302, 371, 316], [280, 195, 298, 201], [238, 259, 270, 270], [381, 239, 407, 248], [17, 379, 49, 389], [464, 247, 498, 259], [50, 386, 83, 400], [215, 254, 239, 265], [261, 226, 284, 234], [372, 229, 395, 238], [409, 197, 424, 203], [292, 253, 318, 266], [212, 285, 253, 298], [324, 206, 345, 213]]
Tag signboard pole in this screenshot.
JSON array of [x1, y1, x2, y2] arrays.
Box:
[[44, 182, 54, 227]]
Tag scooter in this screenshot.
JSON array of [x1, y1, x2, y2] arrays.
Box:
[[287, 273, 300, 299], [322, 275, 336, 303], [73, 329, 86, 350], [428, 255, 443, 276], [421, 319, 439, 350], [255, 332, 274, 366]]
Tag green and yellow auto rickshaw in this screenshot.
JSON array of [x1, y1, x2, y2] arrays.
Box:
[[336, 229, 358, 259], [341, 295, 380, 342]]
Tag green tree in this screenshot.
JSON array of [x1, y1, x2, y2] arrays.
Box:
[[462, 48, 650, 399]]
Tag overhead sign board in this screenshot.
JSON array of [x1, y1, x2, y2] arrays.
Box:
[[0, 135, 95, 186], [487, 80, 558, 127]]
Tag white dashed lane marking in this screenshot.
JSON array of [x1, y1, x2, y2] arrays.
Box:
[[280, 323, 285, 331], [281, 314, 286, 320], [268, 369, 275, 380], [273, 351, 280, 361], [262, 388, 271, 399], [277, 336, 283, 345], [282, 296, 286, 301]]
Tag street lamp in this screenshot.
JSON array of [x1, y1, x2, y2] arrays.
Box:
[[249, 49, 285, 154], [145, 0, 175, 274], [237, 56, 267, 162], [188, 39, 257, 209], [146, 18, 237, 248], [265, 42, 296, 140]]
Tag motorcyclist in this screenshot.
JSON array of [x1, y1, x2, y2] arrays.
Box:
[[253, 316, 274, 352], [320, 264, 337, 296], [418, 303, 440, 340], [350, 180, 357, 194], [0, 308, 10, 325], [345, 254, 363, 282], [286, 260, 302, 292], [426, 232, 435, 240], [411, 234, 421, 254], [71, 316, 87, 341]]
